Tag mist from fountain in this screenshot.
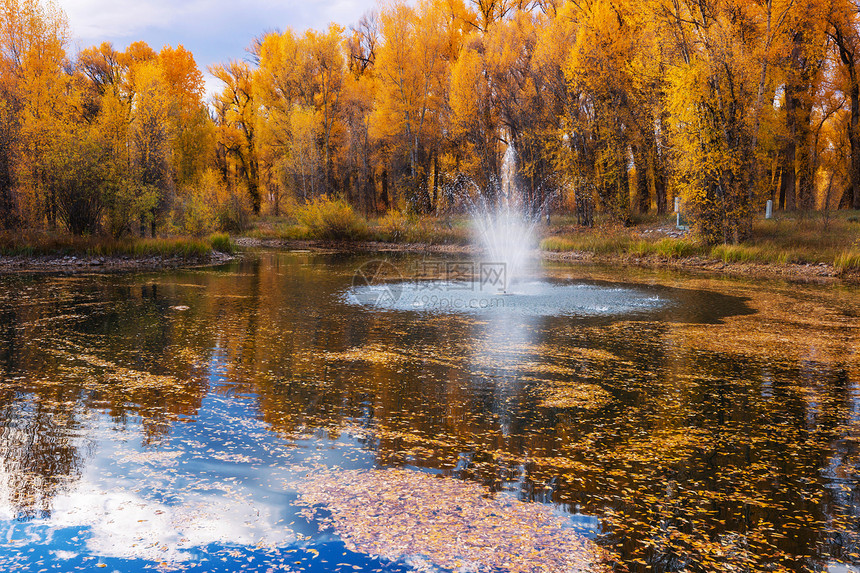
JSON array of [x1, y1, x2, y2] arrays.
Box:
[[469, 145, 544, 292]]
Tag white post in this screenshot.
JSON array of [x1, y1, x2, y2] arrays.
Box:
[[765, 199, 773, 219], [674, 197, 681, 213]]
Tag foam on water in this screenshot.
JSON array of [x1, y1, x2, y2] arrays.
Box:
[[345, 279, 669, 317]]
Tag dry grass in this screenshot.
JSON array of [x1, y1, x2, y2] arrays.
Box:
[[542, 210, 860, 270], [371, 211, 472, 245], [540, 234, 635, 255], [246, 208, 860, 272], [835, 250, 860, 273], [0, 231, 232, 258], [248, 213, 473, 245]]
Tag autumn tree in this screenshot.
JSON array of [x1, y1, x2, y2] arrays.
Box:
[[373, 0, 455, 212], [129, 60, 173, 236], [776, 0, 829, 211], [212, 60, 261, 213], [0, 0, 70, 228], [554, 0, 656, 223], [660, 0, 792, 243], [159, 45, 210, 187], [829, 0, 860, 210], [342, 11, 381, 213]]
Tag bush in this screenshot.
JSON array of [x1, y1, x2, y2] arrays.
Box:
[[105, 182, 159, 239], [44, 131, 111, 235], [172, 170, 251, 236], [295, 195, 368, 240], [215, 186, 252, 233], [377, 210, 411, 242], [207, 232, 233, 253], [182, 187, 217, 237]]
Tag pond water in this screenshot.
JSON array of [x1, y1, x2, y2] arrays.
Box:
[[0, 250, 858, 572]]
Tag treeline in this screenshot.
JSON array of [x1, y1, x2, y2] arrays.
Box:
[[2, 0, 860, 243], [0, 0, 245, 239]]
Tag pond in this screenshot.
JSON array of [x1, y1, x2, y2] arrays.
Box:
[[0, 250, 858, 572]]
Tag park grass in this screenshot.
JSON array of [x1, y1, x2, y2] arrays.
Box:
[[371, 214, 472, 245], [541, 234, 636, 255], [0, 231, 233, 258]]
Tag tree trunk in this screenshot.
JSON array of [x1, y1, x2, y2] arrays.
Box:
[[653, 112, 669, 214], [849, 69, 860, 209], [795, 94, 814, 210], [834, 23, 860, 209], [633, 145, 650, 214], [782, 86, 798, 211], [380, 169, 390, 211], [432, 152, 439, 213]]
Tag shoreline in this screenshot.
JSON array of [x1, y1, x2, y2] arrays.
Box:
[[0, 237, 855, 284], [0, 250, 238, 275], [236, 237, 856, 284]]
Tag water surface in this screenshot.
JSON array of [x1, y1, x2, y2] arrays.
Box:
[[0, 251, 858, 572]]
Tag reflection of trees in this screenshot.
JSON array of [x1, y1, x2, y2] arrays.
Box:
[[0, 273, 214, 518], [0, 388, 88, 520]]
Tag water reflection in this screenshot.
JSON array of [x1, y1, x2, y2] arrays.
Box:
[[0, 251, 856, 572]]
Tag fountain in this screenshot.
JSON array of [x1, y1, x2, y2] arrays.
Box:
[[469, 145, 541, 292], [344, 145, 672, 318]]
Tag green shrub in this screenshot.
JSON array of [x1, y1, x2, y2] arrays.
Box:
[[182, 188, 217, 237], [172, 170, 251, 236], [296, 195, 368, 240], [207, 233, 233, 253]]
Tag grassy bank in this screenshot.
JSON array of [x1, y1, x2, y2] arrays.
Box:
[[248, 213, 472, 245], [540, 211, 860, 274], [245, 207, 860, 275], [0, 232, 234, 258], [243, 203, 860, 277]]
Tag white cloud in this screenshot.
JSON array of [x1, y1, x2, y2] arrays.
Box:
[[60, 0, 378, 97], [62, 0, 205, 40], [61, 0, 376, 45], [48, 484, 297, 562]]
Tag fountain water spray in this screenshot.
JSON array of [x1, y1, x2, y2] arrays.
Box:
[[468, 145, 547, 292], [345, 145, 670, 318]]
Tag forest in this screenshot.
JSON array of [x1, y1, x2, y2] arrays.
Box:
[[1, 0, 859, 245]]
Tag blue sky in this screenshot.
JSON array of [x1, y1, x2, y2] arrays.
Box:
[[61, 0, 379, 95]]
